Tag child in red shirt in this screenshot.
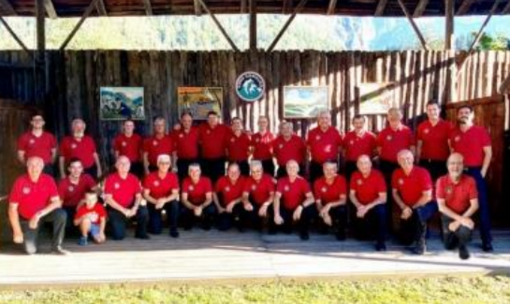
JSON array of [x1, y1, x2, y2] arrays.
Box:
[[74, 191, 107, 245]]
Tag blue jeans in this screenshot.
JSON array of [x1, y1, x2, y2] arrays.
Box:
[[399, 201, 438, 246], [464, 167, 492, 244], [107, 205, 149, 240], [147, 200, 179, 234]]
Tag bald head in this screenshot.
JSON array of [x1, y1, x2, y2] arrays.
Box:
[[356, 154, 372, 175], [397, 149, 414, 172], [447, 153, 465, 179]]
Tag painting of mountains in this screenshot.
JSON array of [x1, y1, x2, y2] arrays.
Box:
[[283, 86, 329, 119], [100, 87, 145, 120]]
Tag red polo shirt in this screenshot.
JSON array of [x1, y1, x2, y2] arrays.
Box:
[[59, 135, 97, 168], [143, 171, 179, 199], [9, 174, 59, 220], [251, 131, 274, 160], [199, 123, 230, 159], [273, 135, 306, 166], [417, 119, 453, 161], [182, 176, 213, 206], [449, 125, 491, 167], [58, 174, 97, 207], [225, 132, 251, 162], [307, 126, 343, 164], [276, 176, 311, 210], [436, 175, 478, 214], [350, 169, 386, 205], [113, 133, 143, 162], [392, 166, 432, 207], [104, 173, 142, 208], [376, 125, 415, 163], [17, 131, 57, 165], [215, 176, 245, 206], [343, 130, 377, 162], [143, 134, 174, 166], [313, 175, 347, 204], [74, 203, 107, 225], [243, 174, 275, 206], [172, 127, 199, 160]]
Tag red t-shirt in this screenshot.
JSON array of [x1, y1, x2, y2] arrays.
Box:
[[350, 169, 387, 205], [376, 125, 415, 163], [225, 132, 251, 162], [436, 175, 478, 214], [59, 135, 97, 168], [104, 173, 142, 208], [307, 127, 343, 164], [391, 166, 432, 207], [449, 125, 491, 167], [74, 203, 107, 225], [243, 174, 275, 206], [251, 131, 274, 160], [343, 130, 377, 162], [215, 176, 245, 206], [143, 172, 179, 199], [313, 175, 347, 204], [143, 134, 174, 166], [58, 174, 97, 207], [182, 176, 213, 206], [113, 133, 143, 162], [417, 119, 453, 161], [199, 123, 230, 159], [273, 135, 306, 166], [172, 127, 200, 160], [276, 176, 311, 210], [9, 174, 59, 220], [17, 131, 57, 165]]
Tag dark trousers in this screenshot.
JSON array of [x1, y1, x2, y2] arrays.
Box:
[[84, 164, 98, 180], [241, 203, 274, 231], [352, 204, 387, 245], [319, 205, 348, 237], [217, 203, 245, 231], [147, 200, 179, 234], [63, 206, 78, 235], [201, 157, 226, 184], [419, 159, 447, 182], [20, 208, 67, 254], [309, 161, 325, 185], [179, 203, 217, 229], [398, 201, 438, 246], [379, 160, 399, 231], [129, 161, 144, 179], [276, 204, 318, 234], [107, 206, 149, 240], [345, 161, 358, 181], [276, 164, 304, 179], [441, 215, 473, 250], [257, 159, 275, 177], [229, 160, 250, 176], [177, 158, 198, 183], [464, 167, 492, 244]]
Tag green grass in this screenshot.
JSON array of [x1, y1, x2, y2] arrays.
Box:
[[1, 275, 510, 304]]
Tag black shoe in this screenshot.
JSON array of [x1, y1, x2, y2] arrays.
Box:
[[52, 246, 71, 255], [412, 243, 426, 255], [482, 242, 493, 253], [268, 227, 277, 235], [459, 245, 471, 260], [135, 234, 150, 240], [201, 222, 212, 231], [335, 231, 346, 241], [299, 230, 310, 241], [170, 229, 180, 238], [375, 242, 387, 252]]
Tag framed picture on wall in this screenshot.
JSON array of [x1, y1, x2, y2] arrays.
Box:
[[99, 87, 145, 120], [357, 82, 396, 115], [283, 86, 329, 119], [177, 87, 223, 120]]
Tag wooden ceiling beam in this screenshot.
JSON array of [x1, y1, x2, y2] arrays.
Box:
[[0, 0, 17, 16], [194, 0, 202, 15], [375, 0, 387, 16], [96, 0, 108, 16], [502, 0, 510, 14], [457, 0, 475, 15], [142, 0, 153, 15], [268, 0, 308, 52], [412, 0, 429, 17], [282, 0, 292, 14], [327, 0, 337, 15], [44, 0, 58, 19], [396, 0, 428, 49]]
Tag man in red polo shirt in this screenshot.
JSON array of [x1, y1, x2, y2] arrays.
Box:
[[104, 156, 149, 240], [113, 119, 143, 177], [313, 161, 348, 240], [181, 163, 216, 230], [437, 153, 479, 260], [198, 111, 231, 183], [417, 101, 453, 181], [251, 116, 275, 177], [225, 117, 251, 176], [214, 163, 246, 231], [449, 105, 493, 252], [173, 112, 200, 182], [143, 116, 174, 175], [8, 157, 68, 255], [273, 122, 306, 178], [143, 154, 180, 238], [343, 115, 376, 179], [349, 155, 387, 251], [59, 118, 102, 180], [17, 113, 57, 176], [307, 111, 343, 183], [242, 160, 276, 232], [274, 160, 316, 240], [392, 149, 437, 255]]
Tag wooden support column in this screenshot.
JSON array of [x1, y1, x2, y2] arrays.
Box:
[[267, 0, 308, 52], [396, 0, 428, 50], [194, 0, 202, 15], [445, 0, 454, 50], [59, 0, 101, 50], [327, 0, 338, 15], [197, 0, 240, 52], [0, 17, 31, 54], [36, 0, 46, 105], [249, 0, 257, 51], [457, 0, 475, 15], [143, 0, 153, 15]]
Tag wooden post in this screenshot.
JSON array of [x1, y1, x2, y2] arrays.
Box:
[[249, 0, 257, 51], [36, 0, 46, 105], [197, 0, 240, 52], [59, 0, 101, 50], [445, 0, 454, 50], [396, 0, 428, 50], [500, 72, 510, 94], [267, 0, 308, 52]]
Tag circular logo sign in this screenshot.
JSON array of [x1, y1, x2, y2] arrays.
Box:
[[236, 71, 265, 102]]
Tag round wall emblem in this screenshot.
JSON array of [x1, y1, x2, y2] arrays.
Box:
[[236, 71, 265, 102]]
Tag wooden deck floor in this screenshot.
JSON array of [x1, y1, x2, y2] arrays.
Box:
[[1, 229, 510, 288]]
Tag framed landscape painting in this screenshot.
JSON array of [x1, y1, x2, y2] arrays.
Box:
[[99, 87, 145, 120], [177, 87, 223, 120], [283, 86, 329, 119], [357, 82, 396, 115]]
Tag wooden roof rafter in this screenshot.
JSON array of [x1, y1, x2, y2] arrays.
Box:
[[327, 0, 338, 15], [0, 0, 16, 16], [142, 0, 153, 16], [412, 0, 429, 17], [96, 0, 108, 16], [44, 0, 57, 19], [375, 0, 387, 16]]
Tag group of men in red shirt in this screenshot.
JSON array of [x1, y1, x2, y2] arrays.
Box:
[[8, 101, 492, 260]]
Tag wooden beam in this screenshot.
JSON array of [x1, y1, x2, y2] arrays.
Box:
[[44, 0, 57, 19], [197, 0, 240, 52], [502, 0, 510, 14], [412, 0, 429, 17], [396, 0, 428, 50], [249, 0, 257, 51], [327, 0, 337, 15], [0, 16, 30, 54], [194, 0, 202, 16], [59, 0, 101, 50], [375, 0, 387, 16], [282, 0, 292, 14], [499, 72, 510, 94], [0, 0, 17, 16], [445, 0, 454, 50], [457, 0, 475, 15], [267, 0, 308, 52], [36, 0, 46, 105], [142, 0, 153, 15], [96, 0, 108, 16]]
